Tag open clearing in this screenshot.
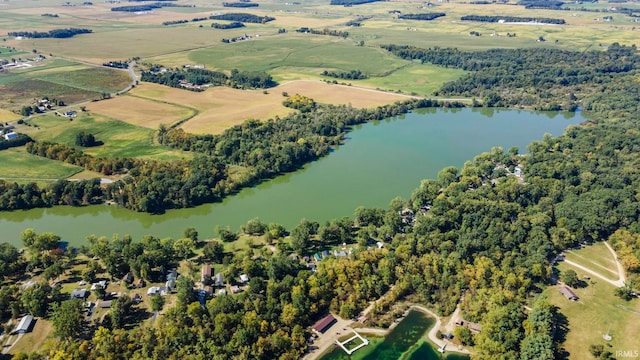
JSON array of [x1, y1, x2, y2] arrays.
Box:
[[130, 81, 410, 134], [0, 108, 21, 122], [550, 262, 640, 360], [86, 95, 195, 130], [564, 242, 621, 281]]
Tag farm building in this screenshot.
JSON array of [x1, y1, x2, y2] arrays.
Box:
[[312, 314, 336, 334], [214, 273, 224, 287], [559, 286, 579, 301], [14, 315, 34, 334], [3, 132, 17, 140]]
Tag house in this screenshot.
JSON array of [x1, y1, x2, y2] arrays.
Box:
[[90, 280, 107, 291], [166, 269, 178, 282], [230, 285, 240, 294], [376, 241, 384, 249], [165, 279, 175, 291], [21, 280, 37, 290], [97, 300, 113, 308], [214, 273, 224, 287], [122, 272, 133, 283], [3, 132, 17, 140], [147, 286, 161, 296], [311, 314, 336, 334], [218, 288, 227, 296], [239, 274, 249, 284], [313, 253, 322, 262], [135, 278, 146, 288], [455, 319, 482, 332], [14, 315, 34, 334], [559, 286, 579, 301], [321, 250, 330, 258], [201, 264, 212, 284], [70, 288, 88, 300]]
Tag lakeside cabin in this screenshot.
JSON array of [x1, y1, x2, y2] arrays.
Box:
[[559, 286, 579, 301], [312, 314, 336, 334], [14, 315, 34, 334]]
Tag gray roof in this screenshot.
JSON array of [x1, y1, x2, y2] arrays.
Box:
[[15, 315, 34, 334]]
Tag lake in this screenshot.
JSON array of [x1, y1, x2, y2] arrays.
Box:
[[0, 108, 585, 247]]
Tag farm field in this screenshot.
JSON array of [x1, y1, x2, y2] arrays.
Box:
[[550, 261, 640, 360], [0, 108, 21, 122], [0, 58, 131, 111], [130, 81, 410, 134], [0, 147, 83, 181], [18, 113, 191, 161], [85, 95, 196, 130]]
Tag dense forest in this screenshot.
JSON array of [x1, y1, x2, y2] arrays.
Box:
[[208, 13, 275, 23], [460, 15, 565, 24], [398, 13, 446, 21], [7, 28, 92, 38], [381, 43, 639, 112]]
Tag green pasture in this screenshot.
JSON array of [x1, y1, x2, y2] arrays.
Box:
[[351, 62, 467, 96], [564, 242, 620, 281], [0, 147, 83, 180], [549, 262, 640, 360], [22, 113, 191, 161], [186, 34, 408, 75], [0, 47, 26, 59], [0, 59, 130, 110]]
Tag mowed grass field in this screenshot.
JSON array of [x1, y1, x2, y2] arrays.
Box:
[[564, 242, 620, 281], [19, 113, 191, 161], [0, 147, 83, 180], [130, 81, 411, 134], [549, 262, 640, 360], [0, 108, 21, 122]]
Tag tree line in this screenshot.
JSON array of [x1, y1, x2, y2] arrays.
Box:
[[398, 13, 446, 21], [296, 27, 349, 38], [8, 28, 92, 39], [223, 2, 259, 7], [140, 67, 276, 90], [321, 69, 367, 79], [460, 15, 566, 24], [208, 13, 275, 23], [212, 21, 245, 29]]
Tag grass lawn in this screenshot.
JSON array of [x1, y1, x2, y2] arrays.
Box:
[[21, 112, 191, 161], [549, 262, 640, 359], [0, 147, 83, 180], [9, 318, 54, 356], [564, 242, 620, 280]]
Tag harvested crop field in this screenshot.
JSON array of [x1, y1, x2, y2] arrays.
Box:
[[130, 81, 410, 134], [85, 95, 196, 129], [0, 108, 21, 122]]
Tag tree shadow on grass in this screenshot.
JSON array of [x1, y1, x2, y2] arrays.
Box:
[[554, 309, 570, 360]]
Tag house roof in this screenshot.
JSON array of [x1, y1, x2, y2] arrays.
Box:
[[15, 315, 34, 333], [202, 264, 212, 276], [312, 314, 336, 333], [70, 288, 88, 299]]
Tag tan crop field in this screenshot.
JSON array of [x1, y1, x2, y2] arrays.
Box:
[[85, 94, 196, 129], [129, 81, 410, 134], [0, 108, 21, 122]]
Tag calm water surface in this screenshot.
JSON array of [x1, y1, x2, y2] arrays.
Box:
[[320, 310, 469, 360], [0, 108, 585, 247]]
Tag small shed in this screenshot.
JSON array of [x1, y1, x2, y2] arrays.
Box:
[[559, 286, 579, 301], [239, 274, 249, 284], [14, 315, 34, 334], [230, 285, 240, 294], [97, 300, 113, 308], [311, 314, 336, 334]]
